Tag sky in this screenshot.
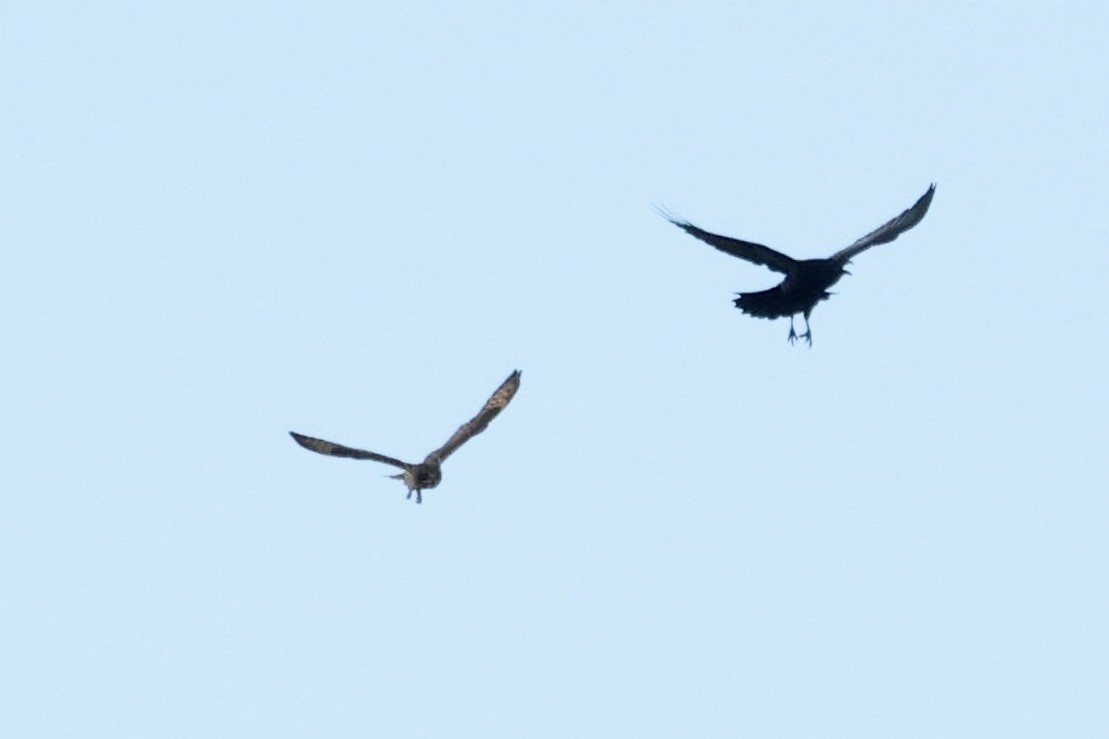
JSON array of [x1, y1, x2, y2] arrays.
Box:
[[3, 0, 1108, 736]]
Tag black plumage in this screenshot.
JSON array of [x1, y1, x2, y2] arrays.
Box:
[[662, 184, 936, 345]]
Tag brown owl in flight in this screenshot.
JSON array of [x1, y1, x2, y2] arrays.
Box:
[[290, 370, 521, 504]]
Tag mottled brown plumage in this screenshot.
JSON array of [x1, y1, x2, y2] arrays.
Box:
[[661, 184, 935, 345], [290, 370, 521, 503]]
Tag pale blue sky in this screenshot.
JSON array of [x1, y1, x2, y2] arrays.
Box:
[[3, 1, 1107, 736]]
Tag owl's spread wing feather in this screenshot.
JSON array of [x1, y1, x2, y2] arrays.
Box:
[[830, 184, 936, 263], [429, 370, 521, 463], [658, 206, 797, 275], [289, 431, 408, 470]]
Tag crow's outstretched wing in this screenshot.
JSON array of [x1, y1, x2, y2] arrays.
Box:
[[429, 370, 521, 463], [289, 431, 408, 470], [831, 184, 936, 263], [659, 207, 797, 275]]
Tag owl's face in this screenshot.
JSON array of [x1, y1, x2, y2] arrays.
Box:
[[409, 463, 442, 490]]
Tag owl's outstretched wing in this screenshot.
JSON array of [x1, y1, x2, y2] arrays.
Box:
[[831, 184, 936, 263], [289, 431, 408, 470], [429, 370, 521, 463]]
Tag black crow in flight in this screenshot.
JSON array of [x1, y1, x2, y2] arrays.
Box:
[[662, 184, 935, 345]]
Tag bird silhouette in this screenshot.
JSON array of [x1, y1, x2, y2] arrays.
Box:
[[661, 184, 935, 345], [290, 370, 521, 503]]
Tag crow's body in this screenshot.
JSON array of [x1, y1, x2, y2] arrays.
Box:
[[663, 184, 935, 344]]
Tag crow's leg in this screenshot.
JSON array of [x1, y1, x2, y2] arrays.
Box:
[[799, 314, 813, 347], [415, 490, 422, 504], [787, 315, 799, 344]]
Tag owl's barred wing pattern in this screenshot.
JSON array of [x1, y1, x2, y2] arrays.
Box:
[[288, 431, 409, 470], [831, 184, 936, 263], [658, 206, 797, 275], [429, 370, 521, 463]]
